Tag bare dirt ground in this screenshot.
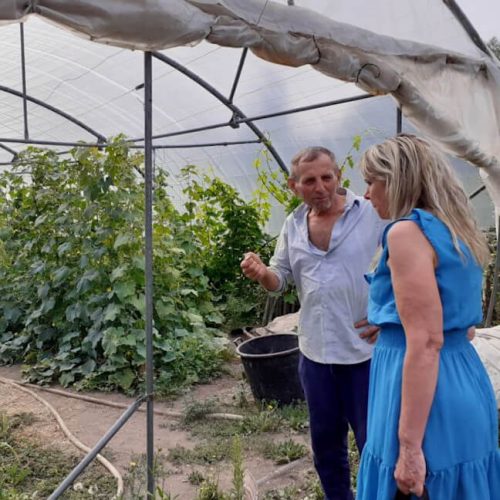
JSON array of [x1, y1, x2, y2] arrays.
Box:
[[0, 362, 314, 498]]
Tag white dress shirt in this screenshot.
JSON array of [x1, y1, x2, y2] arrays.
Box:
[[269, 189, 385, 364]]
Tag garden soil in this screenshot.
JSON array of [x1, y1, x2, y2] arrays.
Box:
[[0, 362, 313, 499]]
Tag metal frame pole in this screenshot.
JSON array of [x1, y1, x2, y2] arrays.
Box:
[[228, 48, 248, 103], [48, 397, 146, 498], [20, 23, 29, 140], [144, 50, 155, 498]]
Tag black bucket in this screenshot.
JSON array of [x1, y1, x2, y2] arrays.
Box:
[[236, 333, 304, 405]]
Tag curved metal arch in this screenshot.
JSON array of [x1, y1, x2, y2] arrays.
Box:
[[0, 84, 107, 143], [151, 51, 288, 174]]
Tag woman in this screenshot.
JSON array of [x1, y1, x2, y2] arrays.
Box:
[[356, 134, 500, 499]]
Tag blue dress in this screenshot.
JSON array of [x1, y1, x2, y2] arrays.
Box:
[[357, 209, 500, 499]]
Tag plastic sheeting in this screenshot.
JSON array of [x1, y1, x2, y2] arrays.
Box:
[[473, 327, 500, 406], [0, 0, 499, 213]]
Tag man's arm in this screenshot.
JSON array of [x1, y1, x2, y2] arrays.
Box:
[[240, 252, 281, 292]]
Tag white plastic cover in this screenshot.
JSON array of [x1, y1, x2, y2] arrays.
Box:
[[0, 0, 498, 225], [473, 327, 500, 406]]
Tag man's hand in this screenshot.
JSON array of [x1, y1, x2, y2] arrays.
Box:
[[355, 318, 380, 344], [467, 326, 475, 341], [241, 252, 268, 282]]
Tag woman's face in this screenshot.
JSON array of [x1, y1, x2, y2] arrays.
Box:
[[364, 178, 390, 219]]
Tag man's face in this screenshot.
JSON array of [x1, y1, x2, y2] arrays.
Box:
[[288, 153, 340, 213]]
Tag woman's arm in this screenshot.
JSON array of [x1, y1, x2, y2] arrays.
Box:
[[387, 221, 444, 496]]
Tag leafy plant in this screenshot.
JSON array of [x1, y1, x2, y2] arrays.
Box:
[[188, 470, 206, 486], [123, 451, 175, 499], [230, 435, 245, 500], [262, 439, 308, 465], [180, 165, 274, 329], [0, 140, 226, 394], [196, 477, 227, 500]]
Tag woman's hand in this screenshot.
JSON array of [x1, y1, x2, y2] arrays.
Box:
[[394, 444, 426, 496]]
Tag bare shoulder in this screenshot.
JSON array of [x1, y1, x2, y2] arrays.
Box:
[[387, 220, 422, 239], [387, 220, 429, 245], [387, 220, 435, 262]]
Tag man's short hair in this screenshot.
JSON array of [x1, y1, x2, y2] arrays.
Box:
[[290, 146, 338, 179]]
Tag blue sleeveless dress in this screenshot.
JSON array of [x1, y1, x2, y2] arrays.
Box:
[[357, 209, 500, 499]]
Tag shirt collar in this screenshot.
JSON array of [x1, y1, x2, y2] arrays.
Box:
[[343, 188, 360, 212]]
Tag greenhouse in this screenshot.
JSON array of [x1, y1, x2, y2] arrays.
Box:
[[0, 0, 499, 498]]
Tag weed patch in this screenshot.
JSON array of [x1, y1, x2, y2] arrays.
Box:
[[261, 439, 308, 465], [0, 412, 116, 498]]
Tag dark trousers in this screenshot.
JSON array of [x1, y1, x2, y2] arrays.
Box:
[[298, 353, 370, 500]]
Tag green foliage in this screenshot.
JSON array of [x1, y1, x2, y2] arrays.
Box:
[[261, 470, 325, 499], [196, 477, 227, 500], [488, 37, 500, 60], [348, 430, 360, 491], [274, 401, 309, 433], [167, 440, 230, 466], [123, 451, 175, 499], [188, 470, 206, 486], [261, 439, 308, 465], [180, 165, 274, 329], [230, 435, 245, 500], [0, 412, 115, 498], [339, 134, 362, 189], [482, 227, 499, 325], [0, 140, 226, 394]]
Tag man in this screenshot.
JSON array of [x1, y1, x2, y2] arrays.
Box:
[[240, 146, 385, 500]]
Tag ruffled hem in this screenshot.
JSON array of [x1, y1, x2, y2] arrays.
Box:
[[356, 448, 500, 500]]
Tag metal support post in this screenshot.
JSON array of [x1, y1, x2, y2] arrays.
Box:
[[144, 50, 156, 498]]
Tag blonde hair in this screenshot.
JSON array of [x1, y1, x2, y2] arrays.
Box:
[[360, 134, 490, 266]]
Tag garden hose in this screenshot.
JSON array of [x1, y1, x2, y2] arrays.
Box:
[[0, 376, 124, 498], [0, 375, 312, 498]]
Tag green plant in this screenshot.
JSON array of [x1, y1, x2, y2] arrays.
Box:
[[196, 477, 227, 500], [123, 451, 174, 499], [230, 435, 245, 500], [0, 412, 115, 497], [188, 470, 206, 486], [261, 469, 325, 500], [167, 440, 230, 466], [180, 165, 275, 329], [262, 439, 308, 465], [338, 135, 362, 188], [275, 401, 309, 433], [0, 140, 227, 394], [182, 398, 220, 425], [348, 430, 360, 491], [238, 406, 283, 434]]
